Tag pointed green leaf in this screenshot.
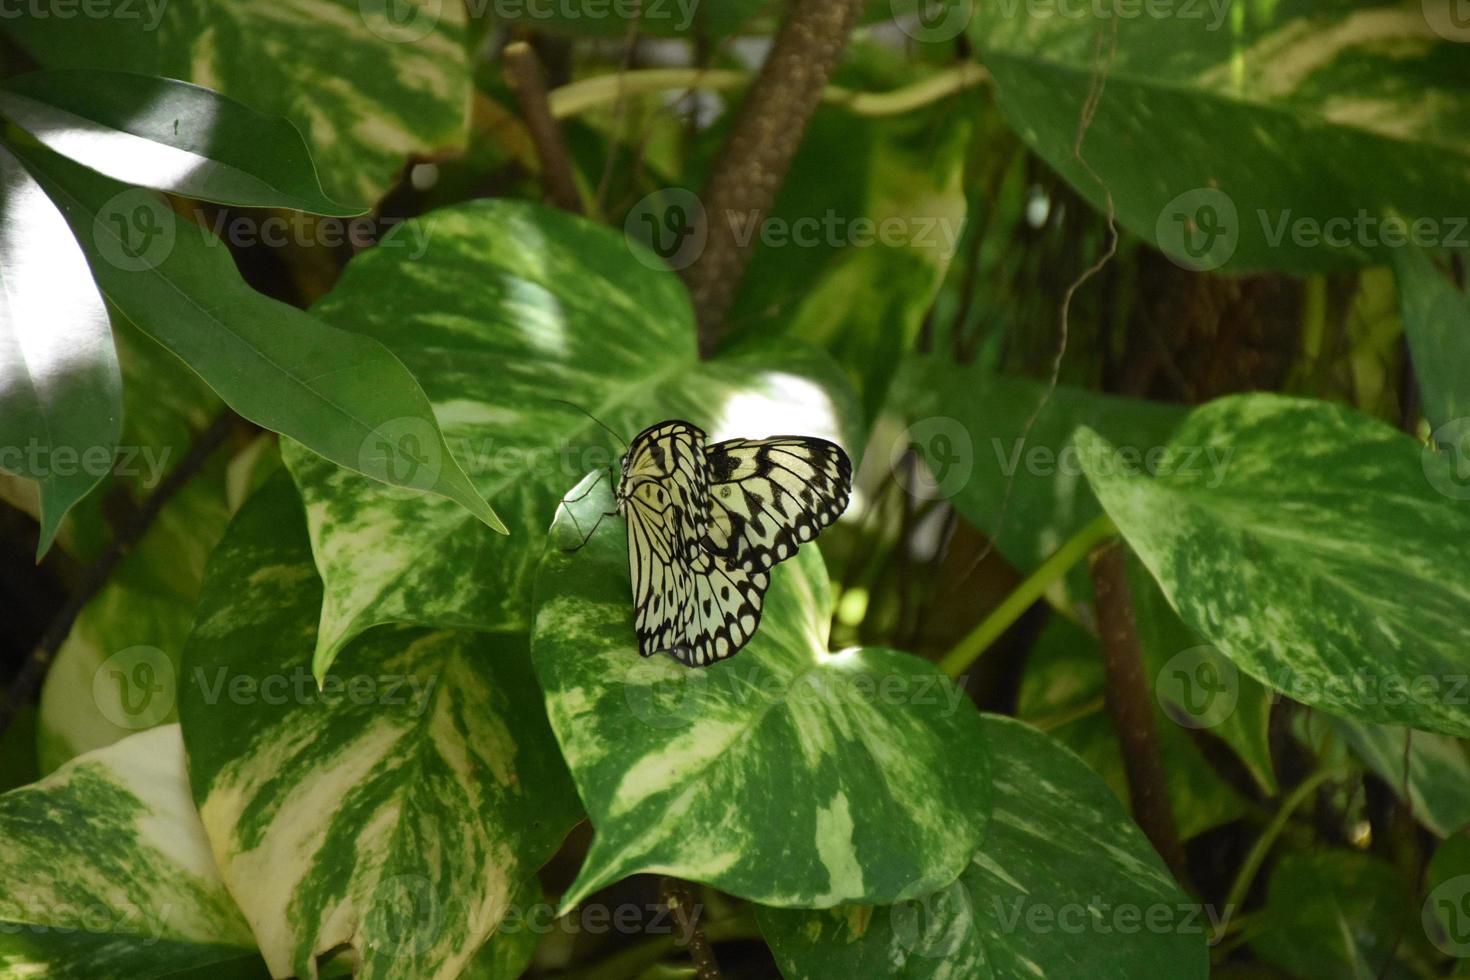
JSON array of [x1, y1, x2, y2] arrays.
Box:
[[533, 475, 989, 910], [757, 715, 1207, 979], [1076, 395, 1470, 734], [4, 0, 470, 205], [0, 725, 262, 977], [0, 141, 120, 556], [9, 141, 505, 533], [179, 473, 581, 980], [0, 70, 361, 214], [1392, 245, 1470, 435], [280, 198, 860, 677], [972, 1, 1470, 271]]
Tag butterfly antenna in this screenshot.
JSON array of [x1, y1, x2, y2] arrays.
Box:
[[545, 398, 629, 450]]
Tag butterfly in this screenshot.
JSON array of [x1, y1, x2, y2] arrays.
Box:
[[615, 420, 851, 667]]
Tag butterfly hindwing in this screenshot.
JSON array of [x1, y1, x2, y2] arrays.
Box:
[[623, 481, 768, 666], [703, 436, 852, 573]]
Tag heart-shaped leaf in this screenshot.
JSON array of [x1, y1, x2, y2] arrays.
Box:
[[532, 475, 990, 910], [757, 715, 1207, 979], [180, 473, 582, 980], [1077, 394, 1470, 734]]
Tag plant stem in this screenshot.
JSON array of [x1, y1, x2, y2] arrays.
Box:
[[0, 409, 237, 740], [937, 512, 1115, 679], [659, 877, 721, 980], [503, 41, 584, 214], [1088, 538, 1188, 881], [1215, 764, 1336, 942], [682, 0, 869, 353], [547, 63, 989, 121]]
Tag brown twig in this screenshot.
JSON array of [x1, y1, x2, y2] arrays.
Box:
[[1087, 539, 1189, 882], [682, 0, 867, 355], [659, 876, 722, 980], [503, 41, 583, 214], [0, 409, 237, 740]]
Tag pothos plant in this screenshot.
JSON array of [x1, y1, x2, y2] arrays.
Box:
[[0, 2, 1468, 979]]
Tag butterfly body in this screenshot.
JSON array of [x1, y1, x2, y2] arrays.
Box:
[[615, 419, 851, 667]]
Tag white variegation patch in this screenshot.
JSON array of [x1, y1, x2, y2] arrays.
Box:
[[0, 726, 260, 977]]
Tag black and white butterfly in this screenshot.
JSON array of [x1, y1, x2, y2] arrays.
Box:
[[613, 420, 851, 667]]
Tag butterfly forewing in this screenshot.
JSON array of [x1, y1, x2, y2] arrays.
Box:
[[703, 436, 852, 572]]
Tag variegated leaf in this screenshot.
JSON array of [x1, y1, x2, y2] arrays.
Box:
[[0, 724, 264, 978], [179, 474, 582, 980], [532, 475, 989, 910], [281, 198, 860, 678], [1076, 394, 1470, 734], [972, 0, 1470, 271], [758, 715, 1207, 979], [4, 0, 469, 205]]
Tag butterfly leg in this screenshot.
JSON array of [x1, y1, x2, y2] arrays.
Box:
[[562, 508, 619, 553]]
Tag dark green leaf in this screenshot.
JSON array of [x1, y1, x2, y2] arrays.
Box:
[[0, 142, 120, 556], [10, 141, 505, 534], [1392, 245, 1470, 435], [0, 70, 360, 214]]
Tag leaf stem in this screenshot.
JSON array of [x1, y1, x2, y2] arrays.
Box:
[[937, 512, 1115, 679], [1215, 762, 1337, 943], [547, 63, 989, 121], [503, 41, 585, 214]]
